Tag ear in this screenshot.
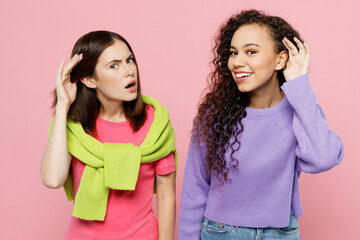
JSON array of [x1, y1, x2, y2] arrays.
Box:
[[275, 50, 288, 70], [80, 77, 97, 89]]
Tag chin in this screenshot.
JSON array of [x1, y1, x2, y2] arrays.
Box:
[[237, 85, 252, 93], [122, 93, 138, 102]]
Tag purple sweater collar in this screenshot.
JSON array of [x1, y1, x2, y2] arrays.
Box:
[[245, 95, 290, 116]]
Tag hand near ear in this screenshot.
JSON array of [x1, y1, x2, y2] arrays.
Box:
[[56, 54, 83, 108], [282, 37, 311, 82]]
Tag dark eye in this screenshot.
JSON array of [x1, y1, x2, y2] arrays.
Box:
[[247, 50, 256, 55], [127, 57, 135, 64], [110, 64, 119, 69], [230, 51, 238, 56]]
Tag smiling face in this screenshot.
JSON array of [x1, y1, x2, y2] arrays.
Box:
[[227, 24, 286, 95], [83, 39, 138, 105]]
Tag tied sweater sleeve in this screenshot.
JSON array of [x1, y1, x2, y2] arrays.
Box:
[[281, 74, 344, 173], [178, 140, 210, 240]]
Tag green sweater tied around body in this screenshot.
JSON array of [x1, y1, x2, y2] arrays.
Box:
[[49, 96, 177, 221]]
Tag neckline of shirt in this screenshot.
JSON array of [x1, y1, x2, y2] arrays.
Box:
[[245, 95, 291, 116], [97, 117, 130, 127]]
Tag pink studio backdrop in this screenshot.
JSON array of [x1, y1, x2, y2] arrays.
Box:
[[1, 0, 359, 239]]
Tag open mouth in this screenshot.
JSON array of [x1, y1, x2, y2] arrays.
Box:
[[235, 73, 253, 79], [125, 80, 136, 89]]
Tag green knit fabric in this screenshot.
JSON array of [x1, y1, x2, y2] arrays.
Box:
[[49, 96, 177, 221]]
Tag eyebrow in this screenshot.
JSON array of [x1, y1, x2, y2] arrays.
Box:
[[106, 54, 134, 65], [230, 43, 260, 50], [107, 59, 122, 65]]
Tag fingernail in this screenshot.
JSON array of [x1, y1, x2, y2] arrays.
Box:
[[79, 53, 83, 57]]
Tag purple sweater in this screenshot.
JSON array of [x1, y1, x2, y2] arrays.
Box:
[[178, 74, 344, 239]]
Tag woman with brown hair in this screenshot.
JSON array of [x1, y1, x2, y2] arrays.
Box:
[[41, 31, 176, 240], [179, 10, 343, 239]]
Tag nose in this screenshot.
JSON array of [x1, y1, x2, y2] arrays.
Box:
[[123, 63, 135, 77], [233, 54, 246, 68]]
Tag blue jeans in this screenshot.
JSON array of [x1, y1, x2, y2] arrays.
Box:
[[201, 215, 300, 240]]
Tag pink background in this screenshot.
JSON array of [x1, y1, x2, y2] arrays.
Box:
[[1, 0, 359, 239]]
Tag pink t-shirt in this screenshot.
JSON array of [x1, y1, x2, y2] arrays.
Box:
[[65, 106, 176, 240]]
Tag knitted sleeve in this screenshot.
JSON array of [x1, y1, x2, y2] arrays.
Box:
[[281, 74, 344, 173], [178, 140, 210, 240]]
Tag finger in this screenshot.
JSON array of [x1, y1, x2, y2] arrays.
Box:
[[57, 60, 65, 82], [63, 53, 83, 76], [285, 53, 292, 68], [303, 42, 311, 57], [283, 37, 298, 56], [282, 38, 293, 57], [293, 38, 306, 56], [63, 53, 83, 75]]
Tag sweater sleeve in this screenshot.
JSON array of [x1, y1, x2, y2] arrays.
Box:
[[178, 140, 210, 240], [281, 74, 344, 173]]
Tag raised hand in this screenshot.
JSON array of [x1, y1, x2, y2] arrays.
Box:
[[282, 37, 310, 82], [56, 54, 83, 108]]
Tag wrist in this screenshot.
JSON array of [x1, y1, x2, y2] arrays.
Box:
[[55, 103, 70, 114]]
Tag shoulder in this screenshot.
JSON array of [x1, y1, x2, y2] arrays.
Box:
[[145, 104, 155, 116], [142, 95, 169, 116], [139, 104, 155, 133], [145, 104, 155, 121]]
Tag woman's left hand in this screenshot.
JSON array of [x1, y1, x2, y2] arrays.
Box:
[[282, 37, 311, 82]]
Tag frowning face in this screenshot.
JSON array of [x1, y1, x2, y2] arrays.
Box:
[[91, 39, 139, 104]]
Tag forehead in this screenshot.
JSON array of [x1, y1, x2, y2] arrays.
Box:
[[98, 40, 131, 62], [230, 24, 274, 47]]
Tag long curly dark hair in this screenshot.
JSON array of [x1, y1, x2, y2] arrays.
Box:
[[192, 9, 302, 183]]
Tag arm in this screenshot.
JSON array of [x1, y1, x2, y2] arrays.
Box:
[[41, 105, 72, 188], [281, 74, 344, 173], [282, 38, 343, 173], [156, 172, 176, 240], [178, 140, 210, 240], [41, 54, 83, 188]]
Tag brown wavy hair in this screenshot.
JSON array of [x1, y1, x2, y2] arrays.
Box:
[[52, 31, 146, 134], [192, 10, 303, 183]]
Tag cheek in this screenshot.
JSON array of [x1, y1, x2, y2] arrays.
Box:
[[97, 72, 123, 89], [250, 58, 267, 68], [251, 55, 277, 72], [227, 58, 233, 71]]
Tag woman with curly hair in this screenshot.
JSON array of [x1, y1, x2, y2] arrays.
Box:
[[41, 31, 177, 239], [179, 10, 344, 239]]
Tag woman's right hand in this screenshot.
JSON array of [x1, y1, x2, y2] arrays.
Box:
[[56, 53, 83, 108], [41, 54, 83, 189]]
